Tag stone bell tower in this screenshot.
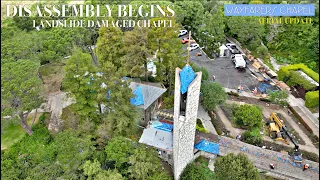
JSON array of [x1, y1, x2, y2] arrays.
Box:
[[173, 65, 202, 180]]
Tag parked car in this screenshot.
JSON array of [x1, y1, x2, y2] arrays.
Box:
[[189, 43, 200, 51], [178, 30, 188, 37], [181, 37, 190, 44], [226, 43, 240, 54]]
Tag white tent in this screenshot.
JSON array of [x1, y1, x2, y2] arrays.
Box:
[[139, 126, 173, 151], [219, 44, 229, 57]]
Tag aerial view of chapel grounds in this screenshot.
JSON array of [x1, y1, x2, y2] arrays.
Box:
[[1, 0, 319, 179]]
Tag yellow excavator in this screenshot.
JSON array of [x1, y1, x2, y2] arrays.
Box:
[[267, 112, 302, 163], [268, 112, 289, 145]]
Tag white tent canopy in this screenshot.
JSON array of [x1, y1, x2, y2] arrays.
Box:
[[139, 126, 173, 151]]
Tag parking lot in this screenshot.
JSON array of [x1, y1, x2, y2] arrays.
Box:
[[180, 34, 259, 91]]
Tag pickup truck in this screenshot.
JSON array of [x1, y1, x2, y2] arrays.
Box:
[[231, 54, 246, 69], [226, 43, 240, 54]]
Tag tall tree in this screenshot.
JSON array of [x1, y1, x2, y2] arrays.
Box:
[[121, 27, 152, 79], [63, 50, 99, 121], [148, 18, 185, 95], [97, 26, 124, 69], [128, 144, 170, 180], [1, 60, 42, 135], [200, 82, 227, 111], [224, 16, 265, 51], [196, 8, 225, 55], [174, 1, 205, 32], [53, 130, 93, 176], [214, 153, 260, 180], [180, 161, 215, 180]]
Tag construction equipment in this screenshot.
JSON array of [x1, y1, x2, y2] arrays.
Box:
[[267, 112, 302, 162]]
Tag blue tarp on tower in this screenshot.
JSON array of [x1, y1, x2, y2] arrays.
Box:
[[130, 85, 144, 106], [180, 65, 196, 94], [194, 140, 220, 155]]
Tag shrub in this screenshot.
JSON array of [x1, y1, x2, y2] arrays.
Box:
[[201, 82, 227, 111], [39, 112, 46, 122], [163, 95, 174, 109], [260, 98, 272, 102], [232, 104, 263, 129], [305, 91, 319, 108], [256, 46, 268, 57], [191, 63, 209, 81], [300, 150, 319, 162], [196, 119, 208, 133], [196, 124, 208, 133], [241, 128, 262, 146], [268, 90, 288, 107], [286, 71, 316, 90], [278, 64, 319, 90], [180, 161, 215, 180]]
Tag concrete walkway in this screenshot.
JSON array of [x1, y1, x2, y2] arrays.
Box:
[[44, 92, 75, 132], [288, 94, 319, 128], [215, 106, 244, 138], [197, 105, 217, 135], [198, 132, 319, 180]]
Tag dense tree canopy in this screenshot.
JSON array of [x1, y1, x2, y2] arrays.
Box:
[[232, 104, 263, 129], [180, 161, 215, 180], [1, 60, 42, 135], [201, 82, 227, 111], [1, 123, 168, 180], [214, 153, 260, 180]]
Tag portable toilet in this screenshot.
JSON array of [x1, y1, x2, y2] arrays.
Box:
[[219, 44, 229, 57]]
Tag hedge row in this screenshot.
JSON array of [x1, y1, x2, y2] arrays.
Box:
[[286, 71, 316, 90], [289, 105, 313, 133], [305, 91, 319, 108], [278, 64, 319, 83]]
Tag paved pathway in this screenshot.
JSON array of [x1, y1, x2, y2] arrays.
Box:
[[288, 94, 319, 128], [215, 106, 244, 138], [197, 132, 319, 180], [45, 92, 75, 132], [197, 105, 217, 135]]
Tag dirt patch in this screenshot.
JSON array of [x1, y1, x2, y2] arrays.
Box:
[[287, 112, 319, 149], [209, 111, 226, 135], [227, 95, 281, 110], [220, 104, 233, 123], [39, 62, 65, 95], [275, 113, 306, 146], [161, 160, 173, 177]]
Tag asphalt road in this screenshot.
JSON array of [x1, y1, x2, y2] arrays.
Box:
[[179, 34, 259, 91]]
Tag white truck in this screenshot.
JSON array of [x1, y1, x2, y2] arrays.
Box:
[[232, 54, 246, 69]]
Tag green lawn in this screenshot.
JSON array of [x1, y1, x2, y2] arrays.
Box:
[[1, 113, 42, 150]]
